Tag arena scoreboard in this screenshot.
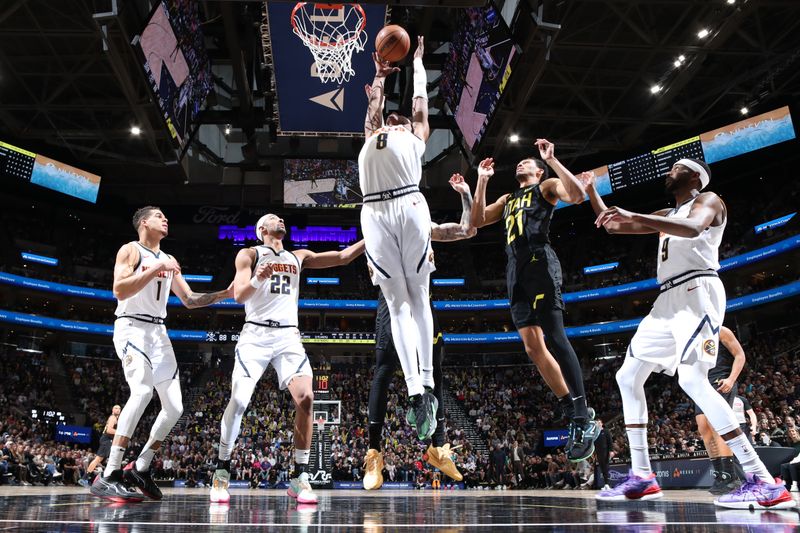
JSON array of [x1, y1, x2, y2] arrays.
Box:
[[313, 374, 330, 396], [590, 106, 795, 194]]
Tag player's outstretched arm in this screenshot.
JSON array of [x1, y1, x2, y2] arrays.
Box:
[[716, 326, 746, 394], [411, 36, 430, 142], [432, 173, 477, 242], [295, 240, 366, 270], [535, 139, 585, 205], [112, 243, 179, 300], [470, 157, 507, 228], [364, 53, 399, 137], [232, 248, 273, 304], [171, 270, 234, 309], [597, 192, 723, 238], [580, 172, 661, 234]]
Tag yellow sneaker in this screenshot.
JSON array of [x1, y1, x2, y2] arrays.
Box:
[[363, 449, 384, 490], [426, 444, 463, 481]]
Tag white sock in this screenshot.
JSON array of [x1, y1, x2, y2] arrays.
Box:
[[295, 449, 311, 465], [104, 446, 125, 477], [726, 434, 774, 483], [135, 446, 156, 472], [626, 427, 651, 478]]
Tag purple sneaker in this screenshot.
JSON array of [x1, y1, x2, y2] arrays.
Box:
[[595, 471, 663, 501], [714, 473, 795, 510]]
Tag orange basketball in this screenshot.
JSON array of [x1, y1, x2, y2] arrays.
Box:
[[375, 25, 411, 63]]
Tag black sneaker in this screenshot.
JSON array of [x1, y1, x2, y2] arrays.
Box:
[[408, 391, 438, 440], [709, 471, 741, 495], [90, 469, 144, 503], [566, 419, 599, 462], [123, 462, 163, 500]]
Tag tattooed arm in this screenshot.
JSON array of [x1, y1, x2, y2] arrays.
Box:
[[431, 174, 478, 242]]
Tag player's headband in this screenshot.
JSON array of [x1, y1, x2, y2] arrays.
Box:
[[255, 214, 270, 242], [675, 158, 710, 190]]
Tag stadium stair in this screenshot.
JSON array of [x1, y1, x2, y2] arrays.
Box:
[[47, 350, 84, 425], [442, 389, 489, 457]]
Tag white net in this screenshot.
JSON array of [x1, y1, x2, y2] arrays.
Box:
[[291, 3, 367, 84]]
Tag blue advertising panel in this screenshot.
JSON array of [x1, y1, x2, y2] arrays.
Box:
[[306, 277, 340, 285], [55, 425, 92, 444], [21, 252, 59, 266], [182, 274, 213, 282], [755, 213, 795, 234], [0, 281, 797, 342], [432, 278, 466, 286], [266, 3, 387, 134], [583, 262, 619, 275], [543, 429, 569, 447]]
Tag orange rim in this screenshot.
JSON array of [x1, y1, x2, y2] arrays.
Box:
[[291, 2, 367, 48]]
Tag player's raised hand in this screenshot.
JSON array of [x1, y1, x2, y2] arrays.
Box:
[[413, 36, 424, 60], [254, 261, 274, 281], [595, 206, 635, 228], [372, 52, 400, 78], [535, 138, 555, 161], [449, 173, 471, 194], [577, 171, 596, 190], [477, 157, 495, 179]]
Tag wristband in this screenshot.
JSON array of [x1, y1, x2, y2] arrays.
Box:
[[413, 57, 427, 99], [250, 276, 265, 289]]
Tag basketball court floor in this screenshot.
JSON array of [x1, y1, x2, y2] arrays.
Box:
[[1, 487, 798, 531]]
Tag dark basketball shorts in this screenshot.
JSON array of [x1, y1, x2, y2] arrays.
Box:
[[507, 246, 564, 330], [694, 376, 737, 415], [96, 434, 112, 459]]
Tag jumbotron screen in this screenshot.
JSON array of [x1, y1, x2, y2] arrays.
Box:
[[440, 3, 521, 152], [602, 106, 796, 193], [283, 159, 361, 208], [135, 0, 213, 155]]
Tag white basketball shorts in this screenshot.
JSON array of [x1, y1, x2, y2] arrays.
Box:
[[113, 317, 178, 385], [360, 191, 436, 285], [233, 324, 312, 390], [627, 274, 726, 376]]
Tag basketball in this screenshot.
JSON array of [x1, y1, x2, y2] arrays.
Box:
[[375, 24, 411, 63]]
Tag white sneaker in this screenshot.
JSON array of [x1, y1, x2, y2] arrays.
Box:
[[209, 469, 230, 504], [288, 472, 318, 504]]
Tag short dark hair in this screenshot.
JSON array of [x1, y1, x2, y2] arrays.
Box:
[[525, 157, 549, 180], [132, 206, 160, 231]]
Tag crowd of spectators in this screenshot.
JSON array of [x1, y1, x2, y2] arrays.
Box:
[[1, 322, 799, 490]]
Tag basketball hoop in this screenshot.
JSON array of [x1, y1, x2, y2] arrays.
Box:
[[316, 416, 327, 432], [291, 3, 367, 84]]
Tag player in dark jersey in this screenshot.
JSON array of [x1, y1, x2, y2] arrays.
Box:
[[471, 139, 598, 462], [79, 405, 121, 487], [363, 174, 476, 490], [694, 326, 746, 494]]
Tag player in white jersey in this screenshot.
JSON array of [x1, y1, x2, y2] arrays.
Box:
[[359, 36, 440, 440], [210, 213, 364, 505], [586, 159, 793, 509], [91, 206, 233, 503]]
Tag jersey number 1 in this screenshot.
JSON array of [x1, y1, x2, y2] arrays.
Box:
[[156, 280, 162, 300]]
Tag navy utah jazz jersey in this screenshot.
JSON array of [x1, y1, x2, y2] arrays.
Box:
[[503, 183, 554, 262]]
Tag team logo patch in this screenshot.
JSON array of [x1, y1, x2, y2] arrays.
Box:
[[124, 354, 133, 366], [703, 339, 717, 356]]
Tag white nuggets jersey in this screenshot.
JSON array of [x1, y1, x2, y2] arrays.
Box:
[[358, 126, 425, 195], [244, 246, 302, 327], [114, 242, 172, 319], [657, 196, 726, 283]]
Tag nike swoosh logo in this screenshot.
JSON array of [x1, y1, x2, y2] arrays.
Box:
[[688, 286, 700, 292]]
